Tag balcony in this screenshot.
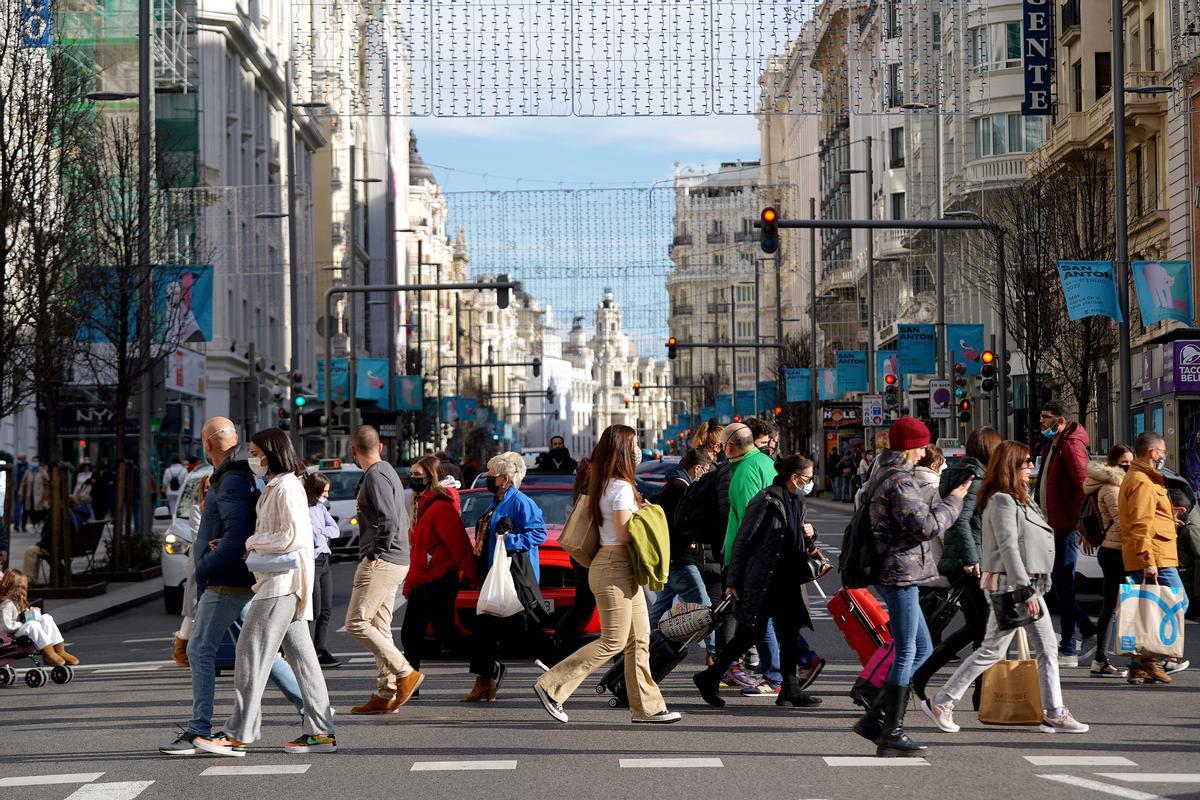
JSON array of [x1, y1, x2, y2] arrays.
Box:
[[707, 232, 728, 244], [818, 266, 858, 293], [1060, 0, 1080, 43], [857, 0, 876, 34], [733, 230, 756, 243], [672, 233, 693, 247], [671, 304, 695, 317], [964, 156, 1027, 186], [707, 302, 731, 314]]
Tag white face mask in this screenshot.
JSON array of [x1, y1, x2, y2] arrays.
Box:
[[249, 457, 269, 478]]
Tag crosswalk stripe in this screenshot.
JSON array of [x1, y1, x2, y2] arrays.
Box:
[[1096, 774, 1200, 783], [411, 761, 518, 771], [1025, 756, 1137, 767], [619, 758, 723, 769], [201, 765, 312, 776], [0, 773, 104, 787], [347, 657, 375, 664], [64, 781, 155, 800], [122, 637, 174, 644], [822, 756, 930, 767], [1037, 774, 1167, 800], [92, 666, 162, 674]]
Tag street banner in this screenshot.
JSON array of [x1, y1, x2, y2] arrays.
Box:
[[1021, 0, 1054, 115], [441, 396, 460, 423], [862, 395, 884, 427], [459, 397, 479, 419], [700, 405, 716, 423], [1133, 260, 1193, 326], [79, 264, 214, 344], [1057, 260, 1125, 321], [716, 394, 734, 423], [929, 379, 953, 419], [396, 375, 423, 410], [735, 390, 756, 418], [836, 350, 867, 394], [756, 380, 778, 412], [947, 323, 985, 375], [316, 358, 350, 403], [784, 368, 811, 403], [876, 351, 900, 389], [166, 347, 206, 397], [356, 358, 389, 405], [20, 0, 52, 48], [898, 324, 937, 375], [818, 369, 839, 401]]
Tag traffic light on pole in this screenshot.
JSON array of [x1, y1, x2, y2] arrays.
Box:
[[666, 336, 678, 360], [531, 357, 541, 378], [954, 362, 968, 399], [884, 372, 899, 407], [633, 381, 641, 397], [623, 396, 630, 409], [980, 351, 997, 393], [496, 274, 511, 309], [760, 207, 779, 254], [958, 398, 972, 423]]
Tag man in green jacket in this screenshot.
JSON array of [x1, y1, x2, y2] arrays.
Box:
[[723, 423, 776, 566]]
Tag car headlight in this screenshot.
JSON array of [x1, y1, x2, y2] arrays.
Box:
[[349, 517, 358, 526], [163, 533, 191, 556]]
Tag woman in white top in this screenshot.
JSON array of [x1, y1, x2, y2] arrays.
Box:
[[194, 428, 336, 758], [535, 424, 682, 725]]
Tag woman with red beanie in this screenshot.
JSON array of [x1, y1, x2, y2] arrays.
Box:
[[851, 416, 971, 758]]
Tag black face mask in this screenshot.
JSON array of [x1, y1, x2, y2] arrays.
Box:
[[410, 478, 427, 494], [486, 475, 500, 495], [549, 446, 567, 457]]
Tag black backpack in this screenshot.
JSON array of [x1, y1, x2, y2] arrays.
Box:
[[1078, 490, 1109, 548], [169, 471, 182, 492], [673, 465, 726, 548], [839, 468, 896, 589]]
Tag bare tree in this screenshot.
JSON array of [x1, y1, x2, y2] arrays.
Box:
[[773, 332, 816, 455]]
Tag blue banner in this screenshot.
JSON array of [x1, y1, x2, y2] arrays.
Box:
[[316, 359, 350, 403], [784, 368, 811, 403], [356, 358, 389, 405], [756, 380, 778, 412], [946, 323, 985, 375], [715, 395, 734, 423], [735, 390, 756, 418], [20, 0, 52, 48], [80, 264, 214, 343], [1133, 260, 1193, 326], [396, 375, 423, 410], [897, 324, 936, 375], [818, 369, 839, 401], [1021, 0, 1054, 115], [700, 405, 716, 423], [836, 350, 867, 394], [1057, 260, 1124, 321]]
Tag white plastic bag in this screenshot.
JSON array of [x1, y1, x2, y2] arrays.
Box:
[[475, 534, 524, 618]]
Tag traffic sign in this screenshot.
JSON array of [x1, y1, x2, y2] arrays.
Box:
[[930, 379, 952, 419], [862, 394, 884, 427]]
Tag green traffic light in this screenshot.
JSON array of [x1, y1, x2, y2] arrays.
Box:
[[294, 396, 307, 408], [954, 387, 965, 399]]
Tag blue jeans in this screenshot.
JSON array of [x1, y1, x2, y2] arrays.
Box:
[[186, 589, 304, 737], [833, 477, 850, 501], [649, 565, 714, 652], [879, 584, 932, 686], [1052, 531, 1097, 655]]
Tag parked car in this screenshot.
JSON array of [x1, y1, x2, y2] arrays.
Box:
[[469, 470, 575, 490], [160, 465, 213, 614], [635, 456, 680, 499]]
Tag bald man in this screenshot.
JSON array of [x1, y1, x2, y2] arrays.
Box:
[[160, 417, 305, 756]]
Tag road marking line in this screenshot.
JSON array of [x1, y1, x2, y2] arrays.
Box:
[[619, 758, 724, 769], [0, 773, 104, 787], [201, 765, 312, 776], [64, 781, 155, 800], [347, 656, 375, 664], [122, 636, 174, 643], [1097, 774, 1200, 784], [73, 660, 174, 671], [91, 666, 162, 674], [1037, 774, 1167, 800], [822, 757, 930, 767], [411, 761, 518, 771], [1025, 756, 1137, 767]]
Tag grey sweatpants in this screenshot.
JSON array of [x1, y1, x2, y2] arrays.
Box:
[[223, 594, 335, 744]]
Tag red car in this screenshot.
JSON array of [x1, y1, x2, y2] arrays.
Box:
[[453, 486, 601, 639]]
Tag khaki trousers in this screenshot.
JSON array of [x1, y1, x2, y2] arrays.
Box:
[[344, 558, 412, 699], [537, 547, 666, 717]]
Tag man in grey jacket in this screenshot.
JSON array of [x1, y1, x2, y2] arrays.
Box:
[[344, 425, 420, 714]]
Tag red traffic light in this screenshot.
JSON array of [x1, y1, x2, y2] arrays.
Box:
[[773, 405, 783, 415], [884, 373, 897, 386], [959, 399, 971, 411], [954, 362, 967, 375]]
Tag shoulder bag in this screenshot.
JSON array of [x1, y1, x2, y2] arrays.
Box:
[[558, 495, 599, 567]]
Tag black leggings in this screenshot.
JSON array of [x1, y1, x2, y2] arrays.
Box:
[[310, 554, 334, 654], [553, 558, 597, 654], [1094, 546, 1126, 664], [912, 578, 988, 700], [399, 572, 463, 672]]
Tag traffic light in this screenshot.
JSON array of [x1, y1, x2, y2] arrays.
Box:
[[623, 396, 631, 409], [884, 372, 899, 407], [760, 207, 779, 254], [496, 274, 511, 309], [1004, 349, 1015, 405], [958, 398, 972, 423], [954, 362, 968, 400], [531, 357, 541, 378], [980, 350, 997, 393], [278, 407, 291, 431], [773, 405, 783, 416], [545, 386, 556, 403], [633, 381, 641, 397], [666, 336, 678, 360]]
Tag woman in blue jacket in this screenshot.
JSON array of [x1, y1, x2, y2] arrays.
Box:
[[464, 452, 548, 702]]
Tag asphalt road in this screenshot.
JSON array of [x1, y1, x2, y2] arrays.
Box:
[[3, 501, 1199, 800]]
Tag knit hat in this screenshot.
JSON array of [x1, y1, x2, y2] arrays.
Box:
[[888, 416, 930, 451]]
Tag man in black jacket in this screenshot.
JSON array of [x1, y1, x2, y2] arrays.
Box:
[[536, 436, 578, 475], [159, 417, 304, 756], [648, 448, 714, 636]]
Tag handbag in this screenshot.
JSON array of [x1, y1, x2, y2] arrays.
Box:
[[978, 627, 1043, 725], [921, 575, 970, 639], [244, 550, 302, 574], [988, 584, 1039, 631], [798, 542, 833, 585], [1116, 581, 1187, 660], [476, 534, 524, 618], [558, 495, 599, 567]]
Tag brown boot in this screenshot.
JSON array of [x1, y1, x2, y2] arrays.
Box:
[[172, 636, 189, 668], [393, 670, 424, 706], [1140, 657, 1172, 684], [54, 643, 80, 666], [351, 693, 400, 715], [462, 676, 495, 703], [39, 645, 65, 667]]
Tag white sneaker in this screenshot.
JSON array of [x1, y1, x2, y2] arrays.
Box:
[[1057, 653, 1080, 669], [533, 682, 568, 724], [1089, 660, 1128, 678], [1040, 708, 1089, 734], [920, 698, 960, 733], [632, 709, 682, 724], [1162, 659, 1190, 674]]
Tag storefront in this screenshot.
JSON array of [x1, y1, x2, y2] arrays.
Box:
[[1140, 336, 1200, 497]]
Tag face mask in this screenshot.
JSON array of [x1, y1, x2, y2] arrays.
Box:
[[801, 481, 814, 496], [249, 457, 269, 478], [1119, 463, 1130, 471], [759, 446, 774, 459], [1041, 424, 1058, 440], [31, 463, 40, 472], [486, 475, 500, 495], [410, 478, 427, 494], [318, 497, 329, 506], [1154, 457, 1166, 471]]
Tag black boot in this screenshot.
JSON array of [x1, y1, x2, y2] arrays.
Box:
[[875, 684, 928, 758], [777, 676, 822, 708], [692, 669, 725, 708], [852, 686, 887, 741]]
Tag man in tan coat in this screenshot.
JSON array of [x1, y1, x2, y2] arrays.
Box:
[[1118, 431, 1187, 684]]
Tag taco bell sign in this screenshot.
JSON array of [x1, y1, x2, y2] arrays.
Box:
[[1172, 342, 1200, 392], [1021, 0, 1054, 115]]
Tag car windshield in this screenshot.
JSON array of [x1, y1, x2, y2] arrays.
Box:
[[460, 489, 574, 531], [322, 470, 363, 501], [175, 473, 209, 519]]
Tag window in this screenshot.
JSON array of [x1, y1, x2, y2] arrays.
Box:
[[1072, 60, 1083, 112], [1145, 15, 1156, 70], [886, 0, 899, 37], [1133, 147, 1145, 217], [887, 63, 903, 107], [890, 192, 906, 220], [736, 320, 754, 339], [932, 13, 941, 49], [614, 370, 623, 387], [1130, 27, 1142, 70], [735, 285, 754, 303], [714, 254, 724, 267], [972, 23, 1021, 71], [710, 219, 723, 235], [889, 127, 905, 168], [1095, 52, 1112, 99], [1025, 117, 1046, 151]]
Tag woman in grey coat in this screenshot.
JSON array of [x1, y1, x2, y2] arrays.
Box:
[[922, 441, 1089, 735]]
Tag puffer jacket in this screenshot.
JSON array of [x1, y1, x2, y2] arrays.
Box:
[[1083, 461, 1124, 550], [937, 457, 986, 574], [912, 466, 942, 507], [868, 449, 963, 586]]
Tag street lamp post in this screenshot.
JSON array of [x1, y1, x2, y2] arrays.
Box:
[[346, 145, 381, 435], [842, 135, 875, 397], [809, 196, 821, 484]]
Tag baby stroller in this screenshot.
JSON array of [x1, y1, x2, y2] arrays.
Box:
[[0, 629, 75, 688], [595, 596, 734, 708]]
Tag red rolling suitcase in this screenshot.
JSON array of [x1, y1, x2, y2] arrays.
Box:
[[828, 587, 891, 665]]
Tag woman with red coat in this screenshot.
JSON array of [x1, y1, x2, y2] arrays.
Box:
[[400, 455, 480, 673]]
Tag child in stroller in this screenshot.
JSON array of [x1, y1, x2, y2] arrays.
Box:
[[1, 570, 79, 668]]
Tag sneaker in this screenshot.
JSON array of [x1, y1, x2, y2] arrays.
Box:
[[159, 730, 198, 756], [745, 649, 760, 670], [797, 656, 826, 691], [533, 682, 568, 724], [317, 652, 342, 668], [1077, 635, 1098, 661], [741, 679, 781, 696], [193, 732, 248, 758], [1162, 659, 1190, 675], [920, 698, 960, 733], [533, 659, 550, 673], [632, 709, 682, 724], [1040, 708, 1089, 734], [724, 666, 758, 689], [1090, 660, 1128, 678], [285, 734, 336, 754], [1056, 652, 1080, 669]]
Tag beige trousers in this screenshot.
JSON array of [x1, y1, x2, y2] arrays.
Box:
[[537, 547, 666, 717], [344, 558, 412, 699]]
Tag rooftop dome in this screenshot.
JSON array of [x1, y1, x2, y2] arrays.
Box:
[[409, 132, 434, 186]]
